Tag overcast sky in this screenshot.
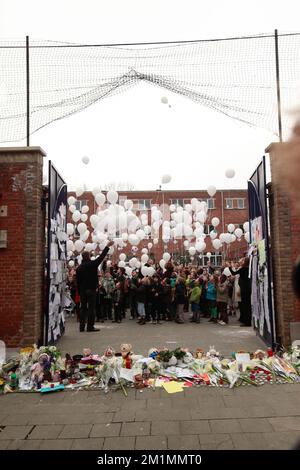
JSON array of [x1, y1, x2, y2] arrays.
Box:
[[1, 0, 300, 191]]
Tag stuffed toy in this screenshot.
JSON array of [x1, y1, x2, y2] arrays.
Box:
[[120, 344, 132, 369]]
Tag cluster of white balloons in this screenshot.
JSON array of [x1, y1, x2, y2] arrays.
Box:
[[67, 176, 251, 271]]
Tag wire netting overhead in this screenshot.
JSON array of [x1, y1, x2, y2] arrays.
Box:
[[1, 33, 300, 143]]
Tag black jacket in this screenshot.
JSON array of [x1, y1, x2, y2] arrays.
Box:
[[76, 246, 109, 292]]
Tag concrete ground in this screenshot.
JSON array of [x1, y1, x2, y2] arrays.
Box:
[[1, 315, 300, 450]]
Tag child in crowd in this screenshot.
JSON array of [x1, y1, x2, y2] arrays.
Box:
[[112, 282, 123, 323], [217, 273, 229, 325], [189, 279, 202, 323], [206, 274, 218, 323]]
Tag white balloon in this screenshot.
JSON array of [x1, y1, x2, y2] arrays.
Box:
[[212, 239, 222, 250], [121, 232, 128, 241], [80, 230, 90, 242], [189, 247, 196, 256], [195, 241, 206, 252], [141, 248, 148, 254], [123, 199, 133, 210], [136, 229, 145, 240], [67, 240, 74, 251], [147, 267, 155, 277], [244, 231, 250, 243], [82, 155, 90, 165], [75, 186, 84, 197], [211, 217, 220, 227], [90, 214, 99, 228], [107, 190, 118, 205], [153, 238, 159, 245], [152, 221, 160, 232], [118, 260, 126, 268], [128, 234, 139, 246], [72, 210, 81, 223], [141, 265, 149, 277], [92, 186, 101, 197], [95, 192, 106, 206], [223, 267, 231, 277], [125, 267, 132, 277], [183, 240, 190, 247], [207, 185, 217, 197], [68, 260, 75, 268], [161, 96, 168, 104], [159, 259, 166, 269], [67, 223, 74, 236], [230, 234, 237, 243], [81, 205, 89, 214], [225, 168, 235, 179], [77, 222, 87, 235], [67, 196, 76, 206], [196, 211, 206, 224], [234, 228, 243, 239], [119, 253, 126, 261], [227, 223, 235, 233], [194, 226, 204, 238], [206, 252, 212, 258], [74, 239, 84, 252], [219, 233, 226, 242], [85, 243, 93, 252], [129, 257, 137, 268], [69, 204, 76, 213], [210, 230, 218, 240], [224, 233, 232, 244], [163, 252, 171, 262], [80, 214, 88, 222], [243, 222, 250, 232], [141, 254, 149, 263], [169, 204, 176, 212], [162, 174, 172, 184]]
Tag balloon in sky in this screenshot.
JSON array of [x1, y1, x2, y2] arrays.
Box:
[[161, 96, 168, 104], [225, 168, 235, 178], [207, 185, 217, 197], [82, 155, 90, 165], [161, 174, 172, 184]]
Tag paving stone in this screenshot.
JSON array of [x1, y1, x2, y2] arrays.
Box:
[[90, 423, 121, 438], [2, 414, 32, 425], [262, 431, 300, 450], [0, 425, 33, 440], [121, 422, 150, 436], [28, 425, 64, 440], [231, 432, 271, 450], [103, 437, 136, 450], [209, 419, 242, 434], [120, 400, 146, 411], [135, 409, 192, 422], [59, 424, 92, 439], [238, 418, 273, 433], [39, 439, 74, 450], [168, 435, 200, 450], [151, 421, 180, 436], [191, 407, 248, 420], [71, 438, 104, 450], [0, 415, 9, 425], [135, 436, 167, 450], [180, 420, 211, 435], [199, 433, 234, 450], [146, 398, 173, 410], [112, 410, 136, 423], [268, 417, 300, 431], [8, 440, 42, 450]]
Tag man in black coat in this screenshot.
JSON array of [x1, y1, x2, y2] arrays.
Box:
[[76, 240, 113, 332]]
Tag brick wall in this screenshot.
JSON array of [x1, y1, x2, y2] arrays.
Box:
[[0, 147, 46, 347], [67, 189, 248, 264], [267, 143, 300, 346]]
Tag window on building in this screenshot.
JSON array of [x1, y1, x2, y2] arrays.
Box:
[[207, 198, 215, 209], [170, 199, 184, 207], [225, 198, 246, 209], [198, 252, 223, 267], [75, 200, 88, 211], [204, 224, 215, 234], [132, 199, 151, 210]]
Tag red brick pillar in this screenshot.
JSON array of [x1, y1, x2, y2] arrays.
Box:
[[0, 147, 46, 347], [266, 143, 300, 346]]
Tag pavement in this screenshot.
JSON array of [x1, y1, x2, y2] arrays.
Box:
[[1, 314, 300, 450]]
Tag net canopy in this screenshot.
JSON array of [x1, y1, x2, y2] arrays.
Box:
[[1, 33, 300, 143]]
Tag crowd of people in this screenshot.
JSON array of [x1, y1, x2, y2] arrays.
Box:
[[68, 243, 252, 331]]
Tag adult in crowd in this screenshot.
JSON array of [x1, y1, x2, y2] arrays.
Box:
[[76, 240, 113, 332]]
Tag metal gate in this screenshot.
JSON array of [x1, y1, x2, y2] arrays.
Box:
[[45, 161, 67, 345], [248, 156, 276, 347]]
